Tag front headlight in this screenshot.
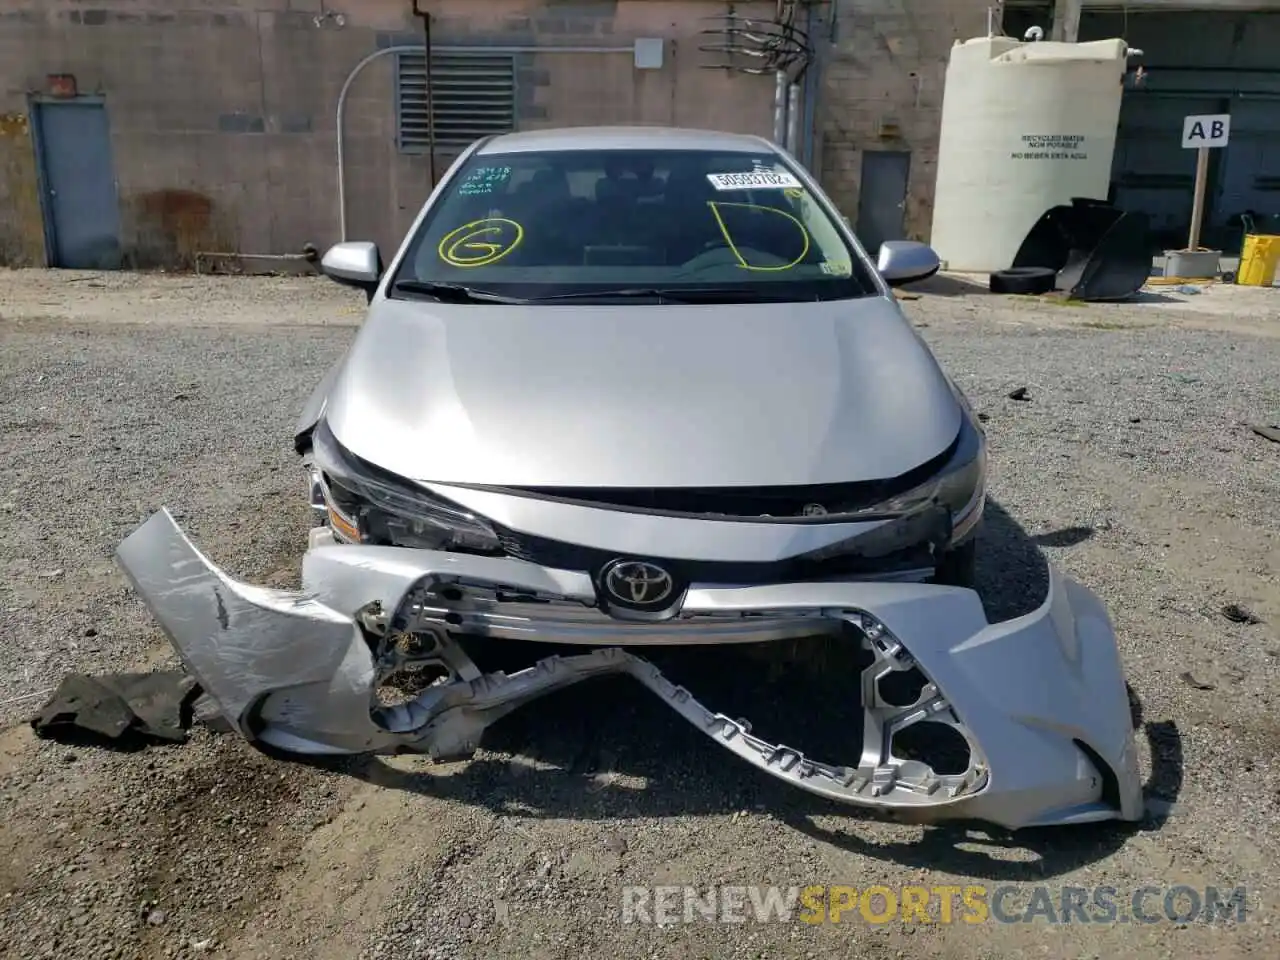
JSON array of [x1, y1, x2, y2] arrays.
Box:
[[868, 412, 986, 522], [311, 421, 502, 553], [800, 414, 986, 563]]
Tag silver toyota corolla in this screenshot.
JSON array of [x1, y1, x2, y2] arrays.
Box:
[[116, 127, 1142, 829]]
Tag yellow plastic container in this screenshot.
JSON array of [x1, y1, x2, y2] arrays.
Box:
[[1237, 233, 1280, 286]]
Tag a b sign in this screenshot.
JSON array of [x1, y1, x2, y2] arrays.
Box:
[[1182, 114, 1231, 149]]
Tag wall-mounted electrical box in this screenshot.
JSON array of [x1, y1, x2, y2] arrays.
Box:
[[634, 38, 664, 70]]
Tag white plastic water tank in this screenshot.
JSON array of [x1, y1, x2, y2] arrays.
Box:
[[929, 37, 1131, 273]]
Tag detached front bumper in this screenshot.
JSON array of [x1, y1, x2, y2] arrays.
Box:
[[116, 509, 1143, 831]]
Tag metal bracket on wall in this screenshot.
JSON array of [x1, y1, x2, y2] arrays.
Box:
[[697, 2, 817, 156], [698, 1, 814, 79]]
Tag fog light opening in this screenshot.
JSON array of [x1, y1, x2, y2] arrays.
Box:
[[878, 666, 929, 707], [1074, 738, 1122, 811], [892, 720, 971, 777]]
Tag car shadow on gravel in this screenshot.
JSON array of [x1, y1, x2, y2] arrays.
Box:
[[278, 498, 1182, 879], [973, 499, 1051, 622], [904, 274, 990, 298]]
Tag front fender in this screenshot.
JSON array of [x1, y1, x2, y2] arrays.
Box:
[[293, 358, 344, 451]]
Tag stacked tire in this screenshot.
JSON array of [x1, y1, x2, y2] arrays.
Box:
[[988, 267, 1056, 295]]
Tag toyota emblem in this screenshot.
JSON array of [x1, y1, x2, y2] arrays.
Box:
[[601, 559, 675, 608]]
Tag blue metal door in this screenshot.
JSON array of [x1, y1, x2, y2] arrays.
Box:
[[34, 99, 122, 269]]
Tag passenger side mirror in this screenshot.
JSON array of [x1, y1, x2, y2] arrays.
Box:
[[321, 241, 383, 302], [877, 240, 941, 287]]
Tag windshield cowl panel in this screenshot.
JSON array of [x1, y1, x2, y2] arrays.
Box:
[[388, 147, 878, 305]]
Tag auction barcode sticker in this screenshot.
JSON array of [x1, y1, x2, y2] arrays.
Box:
[[706, 171, 803, 191]]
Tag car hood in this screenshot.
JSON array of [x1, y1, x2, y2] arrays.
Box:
[[322, 295, 962, 488]]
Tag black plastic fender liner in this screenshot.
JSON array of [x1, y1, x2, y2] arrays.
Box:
[[1010, 197, 1151, 302], [989, 267, 1056, 295]]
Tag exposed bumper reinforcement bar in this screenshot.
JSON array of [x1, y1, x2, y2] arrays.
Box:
[[116, 509, 1144, 830]]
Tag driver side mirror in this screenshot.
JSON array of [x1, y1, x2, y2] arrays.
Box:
[[877, 240, 941, 287], [321, 241, 383, 302]]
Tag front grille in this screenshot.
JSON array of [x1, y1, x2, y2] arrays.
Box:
[[496, 506, 947, 587], [506, 437, 959, 520]]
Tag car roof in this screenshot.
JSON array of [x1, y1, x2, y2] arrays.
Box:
[[475, 126, 779, 155]]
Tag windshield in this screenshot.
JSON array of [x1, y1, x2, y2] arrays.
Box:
[[388, 147, 879, 303]]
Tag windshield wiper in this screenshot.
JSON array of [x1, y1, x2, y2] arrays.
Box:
[[391, 280, 530, 304], [530, 287, 797, 304], [392, 281, 810, 305]]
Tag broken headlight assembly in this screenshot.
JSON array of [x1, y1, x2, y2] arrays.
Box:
[[309, 420, 502, 553], [848, 413, 987, 527]]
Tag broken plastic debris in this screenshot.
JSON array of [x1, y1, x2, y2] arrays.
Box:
[[1221, 603, 1263, 626], [1178, 671, 1215, 692]]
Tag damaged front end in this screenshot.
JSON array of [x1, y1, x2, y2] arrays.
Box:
[[116, 509, 1143, 831]]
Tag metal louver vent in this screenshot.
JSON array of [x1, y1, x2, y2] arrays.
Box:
[[396, 52, 517, 152]]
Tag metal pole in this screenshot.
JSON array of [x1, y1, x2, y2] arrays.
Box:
[[800, 0, 820, 169], [1051, 0, 1083, 43], [411, 0, 438, 185], [785, 83, 801, 155], [772, 70, 788, 146], [423, 12, 437, 186], [337, 46, 403, 242], [1188, 146, 1210, 250]]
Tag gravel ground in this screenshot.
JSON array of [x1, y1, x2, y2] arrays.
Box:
[[1, 268, 1278, 959]]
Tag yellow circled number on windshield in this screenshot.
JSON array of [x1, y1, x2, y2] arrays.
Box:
[[706, 201, 811, 272], [438, 218, 524, 267]]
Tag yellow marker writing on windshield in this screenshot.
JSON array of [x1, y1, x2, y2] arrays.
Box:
[[707, 201, 811, 271], [438, 218, 524, 267]]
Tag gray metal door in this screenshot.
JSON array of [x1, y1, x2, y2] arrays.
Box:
[[855, 151, 911, 255], [34, 100, 122, 269]]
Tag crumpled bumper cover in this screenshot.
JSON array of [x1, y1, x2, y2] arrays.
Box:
[[115, 509, 1144, 830]]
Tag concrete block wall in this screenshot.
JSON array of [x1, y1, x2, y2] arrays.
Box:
[[0, 0, 994, 265], [0, 111, 45, 264], [0, 0, 786, 266], [816, 0, 990, 240]]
